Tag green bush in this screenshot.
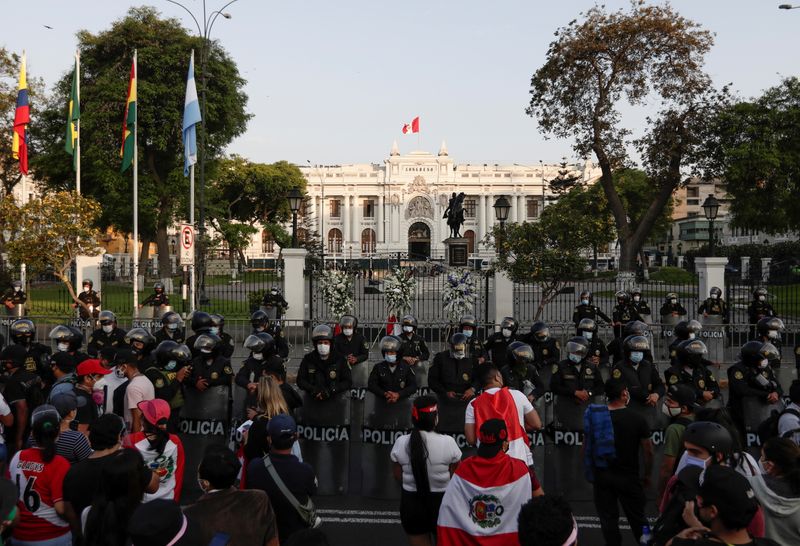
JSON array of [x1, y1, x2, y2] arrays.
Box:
[[649, 266, 697, 284], [248, 289, 267, 312]]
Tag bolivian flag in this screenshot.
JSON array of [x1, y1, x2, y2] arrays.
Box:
[[12, 54, 30, 175], [120, 58, 136, 173]]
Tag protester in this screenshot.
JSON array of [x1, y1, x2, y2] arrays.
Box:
[[518, 495, 578, 546], [116, 348, 155, 432], [47, 352, 77, 401], [748, 438, 800, 543], [0, 392, 13, 470], [242, 375, 291, 464], [127, 499, 204, 546], [391, 396, 462, 546], [658, 385, 697, 501], [94, 346, 126, 416], [73, 358, 110, 431], [41, 391, 93, 464], [185, 445, 279, 545]]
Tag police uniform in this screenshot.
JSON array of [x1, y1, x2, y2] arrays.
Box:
[[612, 304, 640, 338], [484, 332, 517, 367], [234, 355, 285, 408], [155, 327, 186, 345], [664, 365, 720, 403], [585, 338, 610, 367], [141, 291, 170, 308], [752, 336, 782, 369], [0, 288, 26, 309], [87, 327, 128, 357], [333, 332, 370, 365], [16, 342, 51, 377], [610, 360, 665, 408], [525, 337, 560, 370], [367, 360, 417, 400], [550, 359, 605, 401], [262, 292, 288, 318], [572, 304, 611, 329], [217, 332, 235, 359], [631, 299, 651, 317], [428, 350, 478, 397], [747, 301, 775, 327], [297, 352, 352, 399], [398, 333, 430, 363], [500, 363, 545, 400], [726, 362, 782, 431], [76, 290, 101, 319], [667, 337, 689, 366], [699, 298, 729, 322], [188, 354, 234, 389], [606, 339, 653, 366], [265, 324, 290, 359], [144, 363, 187, 431], [659, 302, 687, 320]]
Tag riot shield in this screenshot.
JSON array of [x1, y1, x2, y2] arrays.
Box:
[[553, 395, 587, 433], [296, 392, 350, 495], [701, 316, 726, 363], [742, 396, 785, 448], [660, 315, 680, 339], [775, 366, 797, 395], [361, 394, 413, 499]]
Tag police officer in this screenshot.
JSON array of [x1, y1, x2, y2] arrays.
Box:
[[367, 335, 417, 403], [500, 341, 545, 402], [49, 325, 90, 365], [139, 282, 170, 311], [667, 320, 703, 365], [610, 335, 664, 410], [188, 334, 234, 392], [727, 341, 782, 434], [572, 290, 611, 331], [698, 286, 729, 323], [612, 291, 640, 338], [333, 315, 369, 367], [125, 327, 157, 367], [209, 314, 235, 358], [664, 339, 720, 405], [659, 292, 687, 321], [755, 317, 784, 368], [630, 287, 651, 318], [577, 318, 610, 368], [397, 315, 430, 368], [73, 279, 101, 320], [1, 280, 26, 314], [550, 337, 604, 405], [144, 340, 192, 432], [606, 320, 653, 365], [297, 325, 352, 400], [186, 311, 213, 358], [236, 333, 283, 412], [747, 288, 775, 337], [459, 314, 486, 363], [88, 310, 127, 357], [523, 321, 560, 370], [155, 311, 185, 344], [9, 319, 51, 377], [484, 316, 519, 367], [250, 310, 289, 358], [428, 333, 477, 401], [262, 287, 288, 320]]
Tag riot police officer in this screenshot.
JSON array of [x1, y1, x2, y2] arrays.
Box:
[[428, 333, 477, 401], [125, 327, 157, 367], [459, 314, 486, 363], [1, 280, 26, 314], [73, 279, 101, 320], [397, 315, 430, 368], [155, 311, 185, 344], [698, 286, 729, 323], [140, 281, 170, 311], [262, 287, 288, 320], [9, 318, 51, 376], [188, 334, 234, 391], [49, 325, 90, 365], [186, 311, 213, 358], [550, 337, 604, 405], [747, 288, 775, 336], [664, 339, 720, 405], [610, 335, 664, 409], [250, 310, 289, 358], [484, 316, 519, 367], [500, 341, 545, 402], [577, 318, 610, 368], [755, 317, 784, 368], [144, 340, 192, 432], [523, 321, 560, 370], [572, 290, 611, 330], [606, 320, 653, 364], [297, 325, 352, 400], [659, 292, 687, 321], [612, 291, 640, 338], [727, 341, 782, 434], [88, 310, 127, 357], [236, 333, 282, 411], [630, 287, 651, 317], [668, 320, 703, 365], [367, 335, 417, 402], [210, 314, 235, 358], [333, 315, 369, 367]]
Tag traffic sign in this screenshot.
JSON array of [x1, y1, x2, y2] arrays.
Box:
[[180, 224, 195, 266]]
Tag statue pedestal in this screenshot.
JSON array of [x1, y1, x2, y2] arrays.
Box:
[[444, 238, 469, 267]]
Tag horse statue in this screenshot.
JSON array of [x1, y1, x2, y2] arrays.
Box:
[[443, 192, 466, 238]]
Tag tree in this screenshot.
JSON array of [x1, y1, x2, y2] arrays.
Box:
[[31, 7, 249, 282], [527, 1, 714, 278], [548, 158, 581, 195], [4, 191, 103, 314]]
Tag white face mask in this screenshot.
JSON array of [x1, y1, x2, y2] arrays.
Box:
[[662, 404, 682, 418], [676, 453, 711, 475], [200, 348, 212, 354], [165, 360, 177, 371], [317, 343, 331, 356], [57, 342, 69, 352], [580, 299, 589, 306], [252, 353, 263, 361], [768, 330, 779, 339], [583, 331, 593, 340], [453, 351, 466, 360], [688, 333, 696, 340], [167, 323, 179, 331], [463, 329, 473, 338], [633, 296, 640, 302], [83, 287, 90, 293], [402, 326, 413, 334], [502, 328, 512, 339], [711, 294, 719, 299], [13, 287, 20, 292], [759, 295, 766, 302], [385, 354, 397, 364], [670, 299, 677, 304], [343, 328, 354, 337]]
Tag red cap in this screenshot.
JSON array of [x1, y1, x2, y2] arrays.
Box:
[[137, 399, 171, 426], [77, 359, 111, 377]]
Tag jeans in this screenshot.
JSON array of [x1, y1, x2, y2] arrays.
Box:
[[592, 469, 647, 546]]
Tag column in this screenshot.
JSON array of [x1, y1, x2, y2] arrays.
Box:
[[741, 256, 750, 280], [377, 195, 385, 243], [695, 257, 728, 306], [478, 194, 486, 242], [514, 195, 521, 223], [493, 270, 514, 324], [342, 195, 350, 244], [392, 205, 400, 243], [351, 195, 358, 245], [761, 257, 772, 283], [282, 248, 308, 322]]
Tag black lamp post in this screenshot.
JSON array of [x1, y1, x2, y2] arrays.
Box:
[[288, 188, 303, 249], [493, 196, 511, 259], [702, 195, 720, 257]]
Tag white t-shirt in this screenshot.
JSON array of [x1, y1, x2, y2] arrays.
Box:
[[465, 387, 534, 466], [95, 372, 128, 416], [124, 374, 155, 429], [0, 394, 11, 445], [390, 431, 461, 492], [778, 402, 800, 445]]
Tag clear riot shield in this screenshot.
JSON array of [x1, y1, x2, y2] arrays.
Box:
[[361, 394, 413, 499], [296, 392, 350, 495]]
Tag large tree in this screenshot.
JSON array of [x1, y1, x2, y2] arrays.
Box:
[[527, 1, 714, 279], [31, 6, 249, 281]]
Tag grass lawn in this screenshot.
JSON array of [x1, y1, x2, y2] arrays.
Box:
[[766, 284, 800, 319]]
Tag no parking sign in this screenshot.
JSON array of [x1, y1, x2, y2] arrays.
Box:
[[179, 224, 194, 266]]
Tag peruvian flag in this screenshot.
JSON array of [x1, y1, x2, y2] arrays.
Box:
[[437, 452, 532, 546], [402, 116, 420, 134], [470, 388, 532, 464]]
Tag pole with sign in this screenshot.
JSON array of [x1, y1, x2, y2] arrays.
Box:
[[179, 224, 195, 312]]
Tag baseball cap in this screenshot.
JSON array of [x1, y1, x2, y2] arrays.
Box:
[[268, 414, 298, 442], [50, 390, 83, 417], [698, 465, 759, 527], [88, 414, 126, 450], [0, 345, 27, 368], [477, 418, 509, 458], [114, 348, 137, 366], [138, 399, 171, 426], [77, 359, 111, 377], [667, 384, 697, 408], [31, 404, 61, 427], [128, 499, 202, 546], [50, 352, 76, 373]]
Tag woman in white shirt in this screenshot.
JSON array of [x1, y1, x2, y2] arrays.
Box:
[[391, 395, 461, 546]]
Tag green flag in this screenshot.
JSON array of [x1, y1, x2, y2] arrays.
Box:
[[65, 55, 80, 170]]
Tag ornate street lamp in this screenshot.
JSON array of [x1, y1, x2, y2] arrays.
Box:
[[702, 195, 720, 257], [493, 196, 511, 260], [287, 187, 303, 248]]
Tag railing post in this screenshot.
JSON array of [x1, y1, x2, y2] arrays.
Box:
[[695, 257, 728, 306]]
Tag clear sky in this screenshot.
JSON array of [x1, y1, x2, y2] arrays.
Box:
[[3, 1, 799, 166]]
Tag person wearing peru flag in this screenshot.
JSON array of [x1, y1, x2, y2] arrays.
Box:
[[437, 419, 532, 546]]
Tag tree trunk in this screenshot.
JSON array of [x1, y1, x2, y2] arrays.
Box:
[[237, 248, 247, 273], [155, 224, 172, 285], [139, 236, 151, 274]]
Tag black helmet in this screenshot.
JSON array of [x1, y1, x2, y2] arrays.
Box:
[[577, 318, 597, 334], [508, 342, 535, 367], [682, 421, 733, 459], [49, 325, 83, 351], [210, 314, 225, 328], [674, 320, 702, 340], [125, 328, 156, 352], [459, 314, 477, 329], [251, 310, 269, 330], [400, 315, 418, 331], [623, 320, 649, 337], [98, 310, 117, 325], [760, 342, 780, 362], [340, 315, 358, 330], [565, 336, 589, 359], [710, 286, 722, 297], [579, 290, 593, 302], [11, 280, 22, 289], [311, 324, 334, 343], [623, 335, 649, 354], [154, 341, 192, 369], [677, 339, 708, 366], [631, 287, 642, 296], [530, 321, 549, 342], [10, 319, 35, 344], [753, 287, 768, 299], [154, 282, 164, 293], [82, 278, 93, 288], [194, 334, 221, 353], [500, 317, 519, 334], [243, 333, 275, 355], [615, 290, 630, 303], [379, 335, 402, 356], [666, 292, 678, 301], [190, 311, 213, 334], [161, 311, 183, 328], [757, 317, 785, 338], [740, 340, 771, 367], [449, 333, 468, 358]]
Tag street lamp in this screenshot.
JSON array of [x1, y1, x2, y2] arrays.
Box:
[[702, 194, 720, 257], [493, 196, 511, 260], [287, 187, 303, 248], [677, 242, 683, 256]]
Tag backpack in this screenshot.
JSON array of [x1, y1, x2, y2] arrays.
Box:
[[583, 404, 616, 483], [651, 466, 702, 546], [756, 407, 800, 446]]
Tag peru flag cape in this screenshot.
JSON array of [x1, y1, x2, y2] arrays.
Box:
[[437, 452, 531, 546]]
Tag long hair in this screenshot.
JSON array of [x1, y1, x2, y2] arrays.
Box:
[[31, 413, 59, 463], [84, 449, 148, 546], [764, 437, 800, 495], [256, 375, 289, 418], [407, 395, 438, 495]]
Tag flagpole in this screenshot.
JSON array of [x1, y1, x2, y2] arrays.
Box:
[[189, 163, 196, 312], [75, 52, 81, 195], [132, 50, 139, 317]]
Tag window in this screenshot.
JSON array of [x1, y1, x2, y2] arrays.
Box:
[[363, 199, 375, 218], [464, 230, 475, 254], [687, 199, 699, 206], [463, 198, 477, 218], [330, 199, 341, 218], [526, 198, 540, 219], [687, 187, 699, 198], [328, 229, 343, 253], [261, 230, 274, 254], [361, 228, 376, 254]]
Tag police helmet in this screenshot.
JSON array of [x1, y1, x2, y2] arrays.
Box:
[[740, 340, 770, 367], [577, 318, 598, 334], [401, 315, 418, 330], [210, 314, 225, 332], [760, 342, 780, 362], [161, 311, 183, 328], [98, 310, 117, 326], [194, 334, 221, 353], [154, 340, 192, 368], [49, 325, 83, 351], [666, 292, 679, 301], [753, 287, 768, 299], [125, 328, 156, 351], [449, 333, 468, 358], [500, 317, 519, 334], [757, 317, 785, 338], [623, 320, 649, 337], [508, 342, 535, 367], [676, 339, 708, 366], [311, 324, 334, 343], [10, 319, 35, 344], [459, 314, 477, 329], [379, 336, 402, 356], [631, 287, 642, 296], [579, 290, 593, 302], [615, 290, 630, 303], [82, 278, 93, 288], [530, 321, 549, 342], [154, 282, 164, 293], [623, 335, 649, 354], [251, 310, 269, 330], [11, 280, 22, 289], [565, 337, 589, 360], [710, 286, 722, 298], [682, 421, 733, 459], [243, 333, 275, 355], [190, 311, 213, 334], [340, 315, 358, 330]]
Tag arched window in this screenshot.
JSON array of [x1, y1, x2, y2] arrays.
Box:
[[328, 228, 343, 254], [361, 228, 376, 254], [261, 230, 274, 254], [464, 230, 475, 254]]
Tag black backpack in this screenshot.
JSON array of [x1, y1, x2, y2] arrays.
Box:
[[651, 466, 702, 546], [757, 407, 800, 446]]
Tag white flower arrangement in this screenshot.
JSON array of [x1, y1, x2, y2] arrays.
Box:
[[442, 268, 477, 323], [384, 267, 416, 316], [319, 269, 354, 320]]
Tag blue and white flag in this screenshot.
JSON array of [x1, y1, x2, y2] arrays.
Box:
[[182, 50, 201, 177]]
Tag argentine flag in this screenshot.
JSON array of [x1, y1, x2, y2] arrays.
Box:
[[182, 50, 202, 177]]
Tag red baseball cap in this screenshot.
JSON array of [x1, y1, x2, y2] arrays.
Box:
[[77, 359, 111, 377], [138, 399, 171, 426]]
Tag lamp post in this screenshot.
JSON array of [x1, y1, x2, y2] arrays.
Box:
[[166, 0, 237, 304], [307, 160, 325, 269], [493, 196, 511, 259], [287, 187, 303, 248], [701, 195, 720, 257]]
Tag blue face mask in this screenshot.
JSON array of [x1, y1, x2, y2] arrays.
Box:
[[385, 354, 397, 364], [630, 351, 644, 364], [210, 327, 220, 336], [568, 353, 582, 364], [581, 299, 589, 306], [463, 329, 473, 338], [164, 360, 177, 371]]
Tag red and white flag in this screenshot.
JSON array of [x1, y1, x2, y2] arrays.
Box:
[[437, 453, 531, 546], [402, 116, 420, 134]]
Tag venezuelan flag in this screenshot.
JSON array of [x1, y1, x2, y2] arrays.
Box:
[[120, 58, 136, 173], [12, 53, 30, 175]]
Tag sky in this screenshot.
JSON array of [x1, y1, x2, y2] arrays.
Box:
[[3, 1, 799, 166]]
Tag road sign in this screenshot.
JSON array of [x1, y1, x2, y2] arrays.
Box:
[[180, 224, 195, 266]]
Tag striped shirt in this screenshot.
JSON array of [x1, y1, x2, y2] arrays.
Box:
[[30, 429, 93, 464]]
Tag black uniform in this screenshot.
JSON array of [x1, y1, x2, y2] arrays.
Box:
[[234, 355, 291, 410], [398, 333, 430, 363], [428, 351, 477, 397], [261, 324, 290, 359], [612, 304, 640, 338], [550, 359, 605, 401], [0, 288, 26, 309], [188, 354, 234, 389], [262, 292, 288, 319], [333, 332, 369, 366], [18, 343, 51, 377], [747, 301, 775, 326], [631, 299, 651, 317], [87, 327, 128, 357], [610, 360, 665, 409], [367, 360, 417, 400], [144, 363, 188, 432], [141, 291, 170, 308], [607, 340, 653, 365], [526, 337, 560, 370], [698, 298, 729, 322], [297, 352, 352, 399], [585, 337, 610, 367], [484, 333, 517, 368], [659, 302, 687, 320], [664, 364, 721, 403], [217, 332, 235, 359], [500, 363, 545, 400], [726, 362, 782, 431], [464, 334, 487, 362], [155, 328, 186, 345], [572, 304, 611, 329], [76, 290, 101, 319]]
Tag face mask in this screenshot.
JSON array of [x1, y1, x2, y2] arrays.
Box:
[[670, 299, 677, 304], [343, 328, 354, 337], [688, 333, 696, 340], [630, 351, 644, 364], [385, 354, 397, 364], [583, 331, 593, 340], [662, 404, 682, 418], [200, 348, 212, 354], [102, 325, 113, 334], [92, 389, 105, 406], [568, 353, 582, 364], [580, 299, 589, 306], [57, 342, 69, 352], [252, 353, 263, 361], [317, 343, 331, 356], [463, 329, 473, 338], [759, 359, 769, 369], [502, 328, 512, 338], [271, 290, 277, 296], [711, 294, 719, 299], [453, 351, 466, 360], [167, 323, 179, 331], [684, 454, 711, 470], [768, 330, 779, 339], [83, 287, 90, 293], [633, 296, 640, 302], [210, 327, 220, 336], [759, 295, 766, 302], [13, 287, 20, 292], [164, 360, 177, 371], [403, 326, 413, 334], [115, 366, 126, 378]]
